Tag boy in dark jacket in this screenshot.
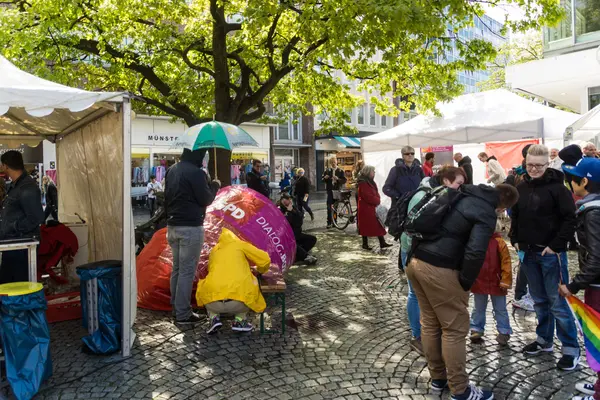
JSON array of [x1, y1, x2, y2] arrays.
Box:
[[165, 148, 219, 325], [510, 144, 579, 371], [559, 157, 600, 400], [383, 146, 424, 205], [469, 226, 513, 346], [406, 183, 518, 400], [247, 159, 270, 198], [279, 193, 317, 265]]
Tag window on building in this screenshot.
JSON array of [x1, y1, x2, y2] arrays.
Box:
[[345, 109, 352, 123], [381, 114, 387, 128], [543, 0, 573, 49], [575, 0, 600, 43], [278, 122, 289, 140], [590, 86, 600, 110], [369, 104, 376, 126], [357, 104, 366, 125], [291, 114, 301, 141]]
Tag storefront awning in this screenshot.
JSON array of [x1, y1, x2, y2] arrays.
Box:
[[334, 136, 361, 148]]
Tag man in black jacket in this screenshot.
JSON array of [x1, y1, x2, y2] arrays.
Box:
[[0, 151, 44, 283], [280, 193, 317, 265], [406, 183, 518, 400], [43, 176, 58, 221], [165, 148, 219, 324], [246, 159, 270, 198], [453, 153, 473, 185], [510, 144, 579, 371]]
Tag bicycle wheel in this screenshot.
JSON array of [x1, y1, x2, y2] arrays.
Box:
[[332, 201, 352, 230]]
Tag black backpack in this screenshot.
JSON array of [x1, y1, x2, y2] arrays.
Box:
[[403, 186, 465, 241], [385, 188, 428, 239]]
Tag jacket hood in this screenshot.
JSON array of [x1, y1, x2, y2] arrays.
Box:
[[394, 158, 421, 168], [458, 156, 472, 166], [525, 167, 565, 185], [181, 148, 206, 167], [461, 184, 499, 208], [576, 193, 600, 213], [218, 228, 238, 245]]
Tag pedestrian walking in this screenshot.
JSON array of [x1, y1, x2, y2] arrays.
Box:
[[165, 148, 219, 325], [406, 182, 518, 400], [357, 165, 391, 251], [0, 151, 44, 283], [294, 168, 314, 220], [322, 156, 347, 229], [453, 153, 473, 184], [510, 144, 580, 370], [400, 166, 466, 355], [383, 146, 424, 207], [43, 175, 59, 221], [559, 157, 600, 400], [246, 159, 270, 198], [478, 152, 506, 186], [147, 175, 162, 218], [469, 220, 513, 346]]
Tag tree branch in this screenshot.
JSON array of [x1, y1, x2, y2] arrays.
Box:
[[239, 102, 266, 124]]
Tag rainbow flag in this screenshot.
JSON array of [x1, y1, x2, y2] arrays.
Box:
[[567, 295, 600, 372]]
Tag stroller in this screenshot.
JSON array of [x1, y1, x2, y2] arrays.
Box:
[[135, 192, 166, 255]]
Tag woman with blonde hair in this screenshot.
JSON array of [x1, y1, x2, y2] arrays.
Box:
[[294, 168, 314, 220], [357, 165, 391, 250]]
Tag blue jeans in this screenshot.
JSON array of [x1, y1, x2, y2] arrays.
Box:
[[522, 251, 579, 356], [470, 294, 512, 335], [402, 250, 421, 338]]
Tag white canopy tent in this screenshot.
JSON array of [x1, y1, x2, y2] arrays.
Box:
[[0, 55, 136, 357], [565, 103, 600, 144], [362, 89, 580, 152]]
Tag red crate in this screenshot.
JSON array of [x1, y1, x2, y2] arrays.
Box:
[[45, 291, 82, 323]]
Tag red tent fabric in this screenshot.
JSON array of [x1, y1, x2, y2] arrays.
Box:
[[485, 139, 539, 177]]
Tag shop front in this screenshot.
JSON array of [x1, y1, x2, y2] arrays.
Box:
[[315, 136, 362, 191]]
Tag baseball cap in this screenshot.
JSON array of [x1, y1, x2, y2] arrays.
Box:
[[562, 157, 600, 182]]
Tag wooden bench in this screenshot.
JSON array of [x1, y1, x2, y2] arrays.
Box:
[[259, 279, 287, 334]]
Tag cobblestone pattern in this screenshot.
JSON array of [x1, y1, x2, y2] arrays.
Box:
[[35, 215, 595, 399]]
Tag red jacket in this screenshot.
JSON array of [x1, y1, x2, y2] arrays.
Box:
[[422, 162, 433, 177], [470, 233, 512, 296], [357, 179, 386, 237]]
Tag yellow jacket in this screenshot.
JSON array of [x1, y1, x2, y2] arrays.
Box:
[[196, 228, 271, 313]]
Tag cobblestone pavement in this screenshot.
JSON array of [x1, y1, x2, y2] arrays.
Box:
[[37, 210, 595, 400]]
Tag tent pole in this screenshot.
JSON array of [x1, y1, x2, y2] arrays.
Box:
[[121, 96, 133, 358], [539, 118, 545, 145]]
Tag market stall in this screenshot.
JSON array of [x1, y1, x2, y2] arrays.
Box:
[[362, 89, 580, 204], [0, 55, 135, 357]]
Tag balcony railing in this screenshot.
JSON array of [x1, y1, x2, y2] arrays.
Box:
[[543, 0, 600, 53]]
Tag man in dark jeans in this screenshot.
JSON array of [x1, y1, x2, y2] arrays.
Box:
[[322, 157, 347, 229], [165, 148, 218, 325], [510, 144, 579, 370], [280, 193, 317, 265], [246, 159, 270, 198], [0, 151, 44, 283]]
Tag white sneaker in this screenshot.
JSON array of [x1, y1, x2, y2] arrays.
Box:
[[576, 382, 595, 395], [572, 396, 593, 400], [304, 255, 318, 265], [513, 294, 535, 312]]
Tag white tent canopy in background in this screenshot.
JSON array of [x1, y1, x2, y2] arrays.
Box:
[[0, 54, 135, 357], [567, 103, 600, 143], [362, 89, 580, 153]]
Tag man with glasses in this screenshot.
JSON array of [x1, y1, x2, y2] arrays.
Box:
[[509, 144, 579, 370], [383, 145, 425, 208]]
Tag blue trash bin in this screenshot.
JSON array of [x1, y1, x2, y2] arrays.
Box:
[[0, 282, 52, 400], [76, 260, 122, 355]]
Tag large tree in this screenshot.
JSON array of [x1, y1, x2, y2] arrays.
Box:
[[0, 0, 561, 181]]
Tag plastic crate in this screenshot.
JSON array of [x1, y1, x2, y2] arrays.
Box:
[[45, 291, 81, 323]]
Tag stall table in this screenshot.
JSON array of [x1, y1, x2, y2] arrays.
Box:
[[0, 239, 39, 282]]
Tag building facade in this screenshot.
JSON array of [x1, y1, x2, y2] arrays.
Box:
[[506, 0, 600, 115]]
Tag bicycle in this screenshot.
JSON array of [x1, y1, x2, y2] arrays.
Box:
[[331, 190, 357, 230]]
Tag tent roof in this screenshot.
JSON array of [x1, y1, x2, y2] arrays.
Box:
[[362, 89, 580, 153], [0, 55, 124, 143], [567, 103, 600, 142]]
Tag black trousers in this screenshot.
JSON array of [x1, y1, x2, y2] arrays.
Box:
[[297, 195, 314, 218], [514, 262, 528, 300], [44, 205, 58, 221], [0, 249, 29, 284], [296, 233, 317, 262], [326, 191, 334, 225], [148, 198, 156, 218]]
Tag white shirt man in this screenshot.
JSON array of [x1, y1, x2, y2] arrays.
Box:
[[147, 178, 162, 199], [548, 148, 564, 170]]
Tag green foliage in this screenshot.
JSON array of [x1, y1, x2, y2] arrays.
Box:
[[0, 0, 563, 132]]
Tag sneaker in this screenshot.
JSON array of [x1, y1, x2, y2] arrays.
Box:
[[512, 294, 535, 312], [175, 312, 202, 325], [496, 333, 510, 346], [575, 382, 595, 395], [305, 255, 318, 265], [232, 320, 254, 332], [451, 383, 493, 400], [470, 330, 484, 343], [431, 379, 449, 395], [326, 224, 333, 229], [410, 337, 424, 356], [572, 396, 593, 400], [523, 341, 554, 355], [206, 315, 222, 334], [557, 354, 580, 371]]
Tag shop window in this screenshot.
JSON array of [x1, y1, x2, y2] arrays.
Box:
[[369, 104, 376, 126], [590, 86, 600, 110]]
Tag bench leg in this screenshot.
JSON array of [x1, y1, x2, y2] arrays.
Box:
[[281, 294, 286, 335]]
